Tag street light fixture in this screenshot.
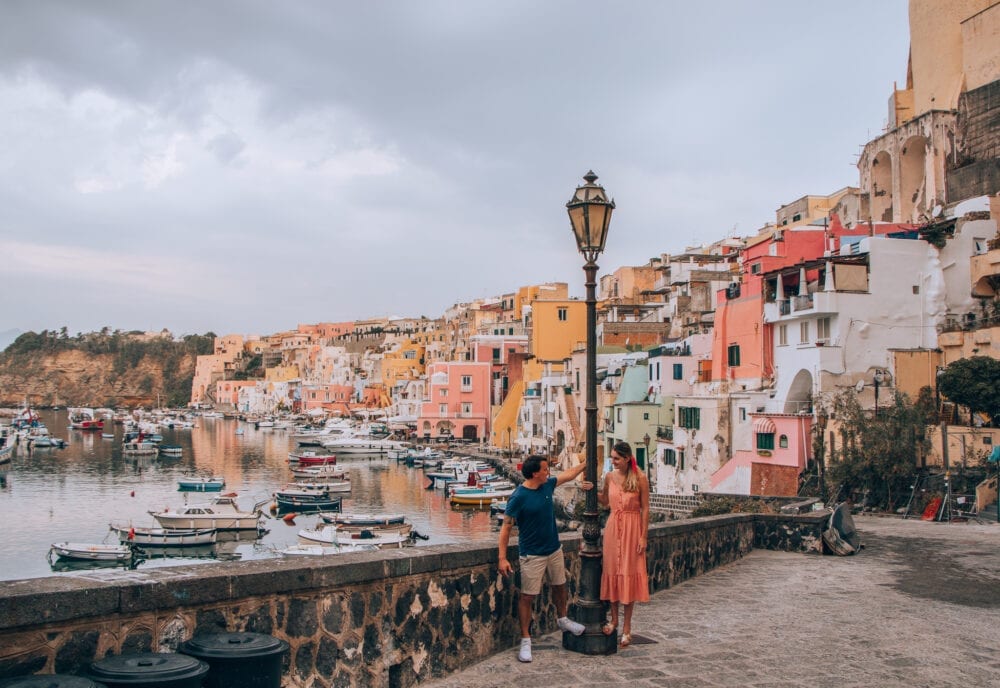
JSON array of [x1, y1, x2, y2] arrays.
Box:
[[563, 171, 617, 655]]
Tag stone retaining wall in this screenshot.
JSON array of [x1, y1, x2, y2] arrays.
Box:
[[0, 512, 826, 687]]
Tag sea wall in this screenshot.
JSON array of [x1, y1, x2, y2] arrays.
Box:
[[0, 513, 825, 687]]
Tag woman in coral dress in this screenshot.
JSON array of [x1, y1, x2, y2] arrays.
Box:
[[599, 440, 650, 648]]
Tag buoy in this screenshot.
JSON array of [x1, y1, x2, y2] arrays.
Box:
[[130, 490, 135, 497], [282, 513, 297, 523]]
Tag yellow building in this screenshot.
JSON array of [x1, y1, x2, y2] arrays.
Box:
[[524, 299, 587, 383], [381, 339, 426, 390]]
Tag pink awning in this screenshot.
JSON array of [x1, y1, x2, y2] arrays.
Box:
[[753, 417, 777, 434]]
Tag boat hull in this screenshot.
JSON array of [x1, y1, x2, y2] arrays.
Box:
[[111, 525, 217, 547]]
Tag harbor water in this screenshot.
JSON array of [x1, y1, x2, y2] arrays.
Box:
[[0, 410, 501, 582]]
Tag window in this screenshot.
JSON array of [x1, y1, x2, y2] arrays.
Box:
[[678, 406, 700, 429], [492, 347, 501, 362], [799, 321, 809, 344], [643, 412, 649, 420], [673, 363, 683, 380], [439, 389, 448, 397], [678, 449, 686, 471], [974, 238, 988, 255], [662, 448, 676, 466], [779, 434, 788, 448], [616, 408, 623, 423], [438, 403, 447, 416], [751, 263, 762, 274], [756, 433, 775, 451], [817, 317, 831, 341], [778, 324, 788, 346], [739, 407, 746, 422], [461, 402, 472, 416], [557, 307, 568, 321], [727, 344, 741, 367], [792, 213, 801, 222], [461, 375, 472, 390]]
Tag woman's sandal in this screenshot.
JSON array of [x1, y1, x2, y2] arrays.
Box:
[[619, 632, 632, 648], [601, 622, 617, 636]]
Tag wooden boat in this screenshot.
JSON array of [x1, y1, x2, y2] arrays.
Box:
[[319, 512, 407, 527], [109, 523, 217, 547], [177, 477, 225, 492], [449, 487, 515, 506], [49, 542, 132, 562], [280, 543, 380, 556], [158, 444, 183, 457], [274, 491, 343, 512], [289, 464, 348, 480], [288, 450, 337, 466], [298, 524, 410, 548], [822, 503, 860, 555], [150, 496, 263, 530]]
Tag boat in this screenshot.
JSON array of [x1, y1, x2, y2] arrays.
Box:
[[318, 512, 408, 528], [150, 496, 263, 530], [822, 503, 860, 556], [449, 486, 515, 506], [101, 433, 115, 440], [320, 431, 409, 455], [48, 542, 132, 562], [288, 450, 338, 466], [177, 477, 225, 492], [0, 427, 14, 464], [67, 407, 105, 432], [274, 493, 343, 512], [298, 524, 410, 548], [490, 499, 507, 519], [289, 464, 348, 480], [280, 543, 380, 556], [109, 523, 217, 547], [122, 440, 159, 456], [158, 444, 183, 457]]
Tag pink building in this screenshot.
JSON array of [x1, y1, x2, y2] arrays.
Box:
[[418, 361, 491, 441], [301, 384, 355, 411], [215, 380, 257, 407]]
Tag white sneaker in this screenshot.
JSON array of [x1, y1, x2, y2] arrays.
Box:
[[557, 616, 585, 636], [518, 639, 532, 663]]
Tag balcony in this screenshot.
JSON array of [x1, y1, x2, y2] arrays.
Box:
[[656, 425, 673, 441], [971, 246, 1000, 297]]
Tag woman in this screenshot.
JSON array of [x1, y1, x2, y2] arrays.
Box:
[[598, 440, 650, 648]]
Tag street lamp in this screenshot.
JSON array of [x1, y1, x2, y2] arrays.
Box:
[[563, 170, 617, 655], [873, 369, 885, 417], [642, 432, 652, 483]]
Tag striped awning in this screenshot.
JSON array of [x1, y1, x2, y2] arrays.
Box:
[[753, 417, 777, 434]]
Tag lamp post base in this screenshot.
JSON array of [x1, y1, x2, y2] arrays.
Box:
[[562, 598, 618, 655]]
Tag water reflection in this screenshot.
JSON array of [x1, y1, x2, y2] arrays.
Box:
[[1, 410, 499, 581]]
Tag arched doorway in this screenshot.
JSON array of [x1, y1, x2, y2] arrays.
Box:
[[900, 135, 928, 223], [870, 150, 893, 222], [462, 425, 478, 441], [783, 369, 814, 415]]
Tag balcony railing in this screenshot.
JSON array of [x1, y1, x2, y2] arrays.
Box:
[[656, 425, 673, 441]]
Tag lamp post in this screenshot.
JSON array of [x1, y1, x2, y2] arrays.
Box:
[[643, 432, 652, 485], [873, 369, 885, 417], [563, 170, 617, 655]]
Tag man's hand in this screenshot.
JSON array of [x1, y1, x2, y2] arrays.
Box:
[[498, 558, 513, 577]]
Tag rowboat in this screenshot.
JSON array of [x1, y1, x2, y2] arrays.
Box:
[[298, 524, 410, 548], [109, 523, 217, 547], [448, 487, 515, 507], [289, 464, 348, 480], [280, 543, 380, 556], [49, 542, 132, 562], [319, 512, 407, 527], [177, 477, 225, 492]]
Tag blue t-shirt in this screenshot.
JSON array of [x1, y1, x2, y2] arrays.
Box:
[[505, 476, 560, 556]]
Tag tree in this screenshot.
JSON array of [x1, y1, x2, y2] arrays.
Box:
[[937, 356, 1000, 425]]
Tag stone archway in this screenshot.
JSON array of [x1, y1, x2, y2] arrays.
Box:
[[900, 135, 928, 223], [870, 150, 893, 222], [783, 369, 814, 415]]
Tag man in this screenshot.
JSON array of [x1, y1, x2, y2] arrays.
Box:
[[498, 454, 592, 663]]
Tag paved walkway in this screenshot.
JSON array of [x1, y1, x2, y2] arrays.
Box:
[[423, 515, 1000, 688]]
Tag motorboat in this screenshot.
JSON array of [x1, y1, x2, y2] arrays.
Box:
[[150, 496, 263, 530], [158, 444, 183, 457], [274, 492, 344, 513], [109, 523, 217, 547], [177, 477, 225, 492], [448, 486, 515, 507], [280, 543, 380, 556], [49, 542, 132, 562], [320, 435, 410, 455], [67, 407, 104, 432], [289, 464, 348, 480], [319, 512, 408, 528], [288, 450, 337, 466]]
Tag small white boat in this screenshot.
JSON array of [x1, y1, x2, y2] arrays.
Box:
[[177, 477, 225, 492], [122, 440, 158, 456], [289, 464, 348, 480], [298, 524, 410, 548], [158, 444, 183, 457], [280, 543, 380, 556], [319, 512, 407, 527], [49, 542, 132, 562], [151, 496, 263, 530], [109, 523, 217, 547]]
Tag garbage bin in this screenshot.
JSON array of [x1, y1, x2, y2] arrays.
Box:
[[0, 677, 107, 688], [178, 633, 288, 688], [88, 653, 208, 688]]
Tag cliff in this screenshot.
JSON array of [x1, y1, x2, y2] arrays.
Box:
[[0, 331, 213, 408]]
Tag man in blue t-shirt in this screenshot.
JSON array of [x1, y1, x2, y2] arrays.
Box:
[[498, 454, 592, 662]]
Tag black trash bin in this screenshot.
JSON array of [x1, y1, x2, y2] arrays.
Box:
[[0, 677, 107, 688], [88, 653, 208, 688], [178, 632, 288, 688]]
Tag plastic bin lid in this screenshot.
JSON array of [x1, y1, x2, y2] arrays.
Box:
[[179, 633, 289, 659], [88, 653, 208, 683], [0, 677, 106, 688]]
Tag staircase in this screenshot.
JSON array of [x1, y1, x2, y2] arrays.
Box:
[[975, 474, 999, 523], [564, 388, 584, 452]]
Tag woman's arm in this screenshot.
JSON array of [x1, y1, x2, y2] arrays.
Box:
[[638, 473, 650, 551], [597, 472, 610, 507]]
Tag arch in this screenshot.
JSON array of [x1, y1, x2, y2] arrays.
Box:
[[783, 369, 814, 414], [461, 425, 478, 441], [899, 135, 928, 223], [870, 150, 893, 222]]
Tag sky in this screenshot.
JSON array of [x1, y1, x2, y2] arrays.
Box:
[[0, 1, 911, 339]]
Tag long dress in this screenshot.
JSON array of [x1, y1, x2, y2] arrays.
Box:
[[600, 475, 649, 604]]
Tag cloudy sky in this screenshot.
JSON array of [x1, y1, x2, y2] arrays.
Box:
[[0, 1, 910, 339]]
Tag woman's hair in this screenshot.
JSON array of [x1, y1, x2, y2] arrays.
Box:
[[612, 441, 640, 492], [521, 454, 547, 479]]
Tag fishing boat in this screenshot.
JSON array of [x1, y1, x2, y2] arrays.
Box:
[[109, 523, 217, 547], [177, 477, 225, 492], [150, 496, 263, 530], [287, 450, 337, 466], [274, 493, 344, 512], [318, 512, 408, 528], [289, 463, 348, 480], [67, 407, 104, 432], [0, 427, 14, 464], [448, 486, 515, 507], [298, 524, 410, 548], [48, 542, 132, 562]]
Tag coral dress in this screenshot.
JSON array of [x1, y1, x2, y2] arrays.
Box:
[[600, 475, 649, 604]]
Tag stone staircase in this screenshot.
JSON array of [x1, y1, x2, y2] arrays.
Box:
[[564, 388, 584, 452]]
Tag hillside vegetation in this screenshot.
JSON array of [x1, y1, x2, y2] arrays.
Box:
[[0, 329, 215, 408]]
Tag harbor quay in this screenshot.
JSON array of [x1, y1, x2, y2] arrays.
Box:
[[0, 512, 822, 687], [425, 515, 1000, 688]]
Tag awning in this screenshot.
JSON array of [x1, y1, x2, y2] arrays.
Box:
[[753, 417, 777, 434]]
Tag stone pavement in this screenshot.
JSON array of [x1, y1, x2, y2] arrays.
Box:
[[422, 515, 1000, 688]]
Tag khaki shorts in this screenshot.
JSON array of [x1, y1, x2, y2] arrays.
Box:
[[518, 549, 566, 596]]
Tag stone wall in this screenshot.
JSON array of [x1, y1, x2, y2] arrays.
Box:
[[0, 513, 826, 687]]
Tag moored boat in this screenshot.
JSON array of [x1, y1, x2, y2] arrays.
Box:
[[177, 477, 225, 491], [49, 542, 132, 562], [298, 524, 410, 548], [318, 512, 407, 528], [109, 523, 217, 547], [288, 450, 337, 466], [123, 440, 158, 456], [150, 496, 263, 530], [158, 444, 183, 457], [280, 543, 380, 556], [67, 407, 105, 432]]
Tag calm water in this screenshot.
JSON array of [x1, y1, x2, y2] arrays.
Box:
[[0, 410, 499, 582]]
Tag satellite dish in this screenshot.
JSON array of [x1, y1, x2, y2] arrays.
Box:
[[931, 204, 943, 218], [855, 380, 865, 393]]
